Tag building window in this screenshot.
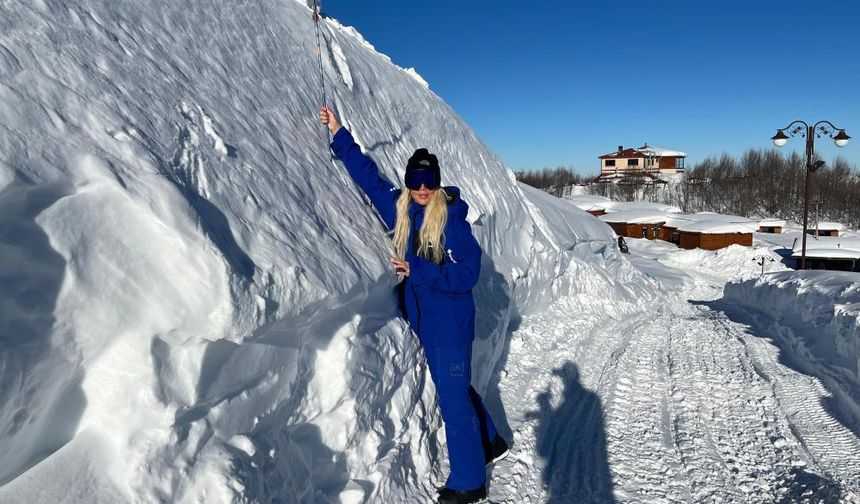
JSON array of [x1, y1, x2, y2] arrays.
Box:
[[605, 160, 616, 167], [627, 159, 639, 167]]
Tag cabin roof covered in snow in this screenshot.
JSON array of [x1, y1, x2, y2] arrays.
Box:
[[792, 248, 860, 260], [605, 201, 682, 214], [564, 194, 612, 211], [562, 197, 681, 214], [636, 145, 688, 158], [792, 236, 860, 258], [675, 217, 758, 234], [599, 209, 669, 224], [758, 218, 787, 227], [811, 222, 846, 231]]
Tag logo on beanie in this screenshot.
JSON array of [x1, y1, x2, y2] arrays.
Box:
[[405, 148, 442, 189]]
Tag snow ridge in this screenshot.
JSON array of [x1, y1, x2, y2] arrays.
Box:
[[0, 1, 647, 502]]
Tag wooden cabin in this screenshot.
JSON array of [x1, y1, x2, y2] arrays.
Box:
[[599, 210, 669, 240], [676, 219, 755, 250], [793, 236, 860, 271], [805, 222, 844, 238], [660, 225, 679, 244], [758, 219, 786, 234]]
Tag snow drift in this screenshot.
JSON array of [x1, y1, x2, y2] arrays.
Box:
[[0, 1, 650, 502], [724, 272, 860, 407]]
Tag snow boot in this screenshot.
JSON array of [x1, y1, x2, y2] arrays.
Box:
[[437, 485, 487, 504], [485, 435, 510, 467]]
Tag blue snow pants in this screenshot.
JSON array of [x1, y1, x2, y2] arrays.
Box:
[[425, 344, 498, 490]]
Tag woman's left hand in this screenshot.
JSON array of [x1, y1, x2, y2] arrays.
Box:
[[389, 257, 410, 277]]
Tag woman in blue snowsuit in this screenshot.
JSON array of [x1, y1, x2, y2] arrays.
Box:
[[320, 107, 508, 504]]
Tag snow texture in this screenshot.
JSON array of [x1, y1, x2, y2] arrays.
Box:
[[563, 196, 681, 215], [605, 201, 682, 214], [599, 209, 670, 225], [2, 1, 860, 503], [636, 146, 687, 158], [0, 1, 642, 502], [563, 194, 612, 212], [726, 272, 860, 388]]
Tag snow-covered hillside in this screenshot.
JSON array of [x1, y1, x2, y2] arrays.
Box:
[[0, 1, 648, 502]]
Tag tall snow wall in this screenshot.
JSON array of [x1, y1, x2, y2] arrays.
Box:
[[0, 1, 650, 502]]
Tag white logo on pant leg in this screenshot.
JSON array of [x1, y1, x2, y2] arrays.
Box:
[[450, 361, 465, 377]]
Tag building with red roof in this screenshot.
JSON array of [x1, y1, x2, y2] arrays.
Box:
[[596, 144, 686, 182]]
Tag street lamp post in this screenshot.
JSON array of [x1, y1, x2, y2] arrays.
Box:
[[771, 121, 850, 270]]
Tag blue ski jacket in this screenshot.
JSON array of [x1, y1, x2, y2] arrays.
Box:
[[331, 127, 481, 348]]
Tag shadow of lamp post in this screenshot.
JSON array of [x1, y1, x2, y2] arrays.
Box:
[[771, 121, 850, 269]]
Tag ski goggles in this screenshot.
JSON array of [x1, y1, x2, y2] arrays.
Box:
[[404, 169, 441, 190]]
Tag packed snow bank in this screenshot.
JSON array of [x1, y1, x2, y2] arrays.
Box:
[[653, 244, 787, 285], [516, 184, 650, 308], [724, 271, 860, 425], [0, 1, 652, 502]]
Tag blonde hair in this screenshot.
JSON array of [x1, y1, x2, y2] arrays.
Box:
[[393, 188, 448, 264]]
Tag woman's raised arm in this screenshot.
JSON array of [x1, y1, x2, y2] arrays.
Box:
[[319, 106, 399, 229]]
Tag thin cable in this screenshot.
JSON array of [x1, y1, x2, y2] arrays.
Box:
[[312, 0, 332, 154]]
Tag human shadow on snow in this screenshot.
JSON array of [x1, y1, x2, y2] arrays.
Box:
[[774, 466, 845, 504], [527, 361, 616, 503]]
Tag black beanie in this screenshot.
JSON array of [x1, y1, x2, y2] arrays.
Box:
[[406, 148, 440, 174]]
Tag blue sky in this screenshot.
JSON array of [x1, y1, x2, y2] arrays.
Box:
[[323, 1, 859, 175]]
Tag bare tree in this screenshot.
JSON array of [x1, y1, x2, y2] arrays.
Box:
[[623, 149, 859, 227], [520, 150, 859, 229], [516, 166, 588, 197]]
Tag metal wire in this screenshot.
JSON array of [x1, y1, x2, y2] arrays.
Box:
[[312, 0, 332, 151]]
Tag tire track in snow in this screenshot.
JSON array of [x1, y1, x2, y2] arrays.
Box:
[[702, 304, 860, 501], [666, 307, 794, 503], [599, 308, 688, 504], [488, 287, 860, 503]]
